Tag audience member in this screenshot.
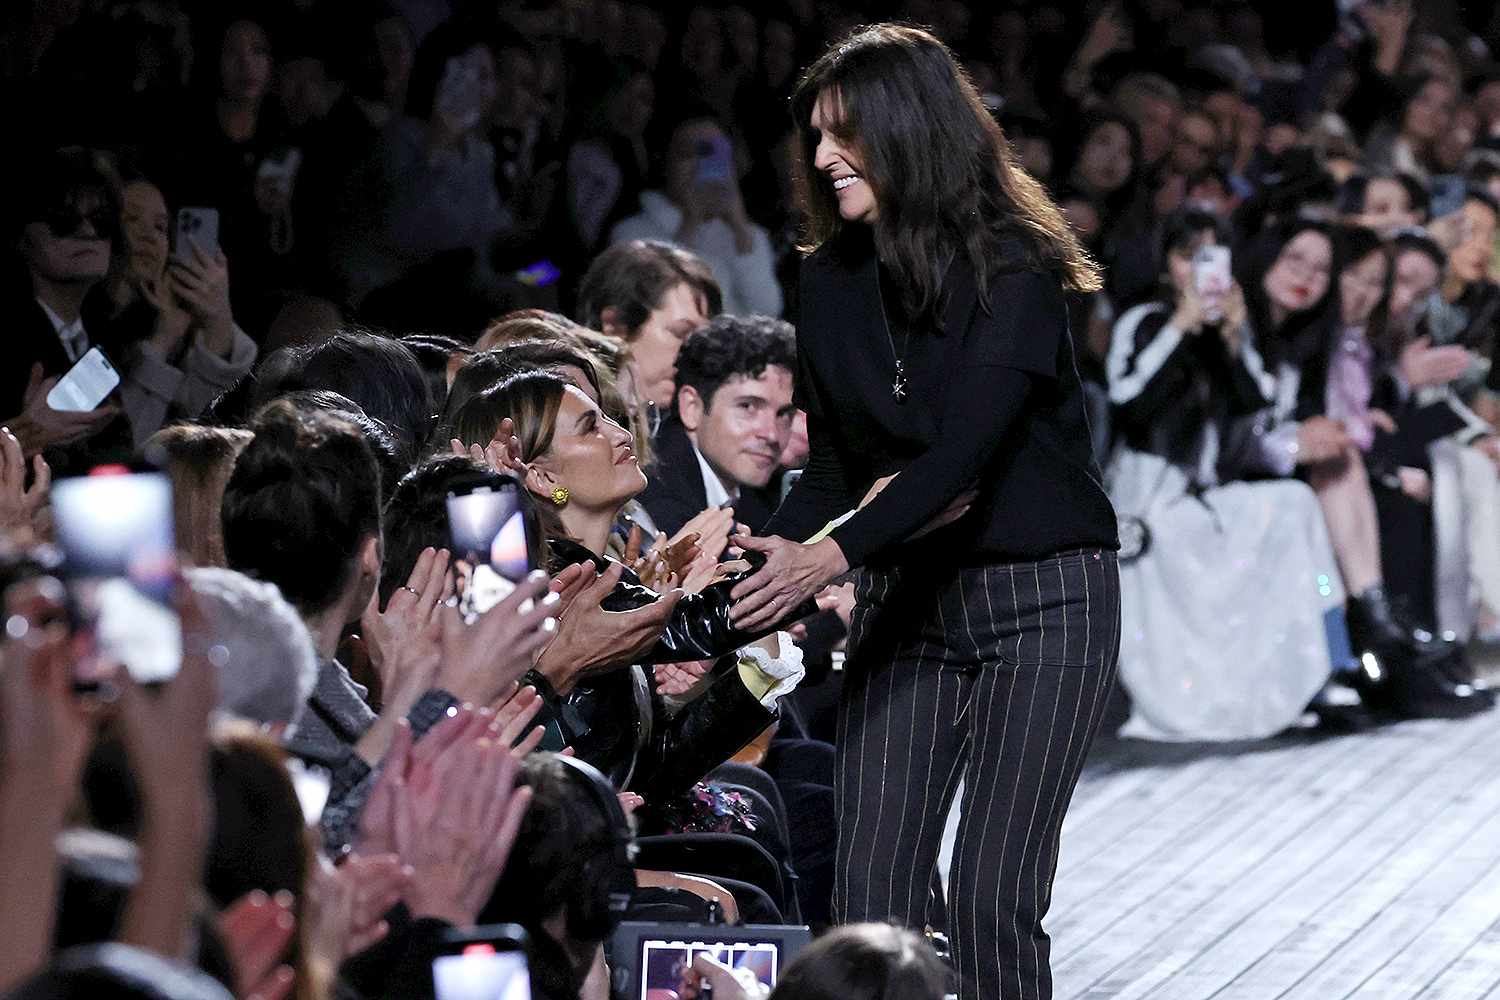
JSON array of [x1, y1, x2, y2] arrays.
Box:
[[639, 314, 797, 537]]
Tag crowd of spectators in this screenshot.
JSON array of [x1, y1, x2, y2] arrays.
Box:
[[4, 0, 1500, 998]]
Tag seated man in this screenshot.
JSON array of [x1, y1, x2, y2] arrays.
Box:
[[639, 315, 796, 537]]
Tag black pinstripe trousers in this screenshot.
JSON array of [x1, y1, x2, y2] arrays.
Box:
[[833, 549, 1121, 1000]]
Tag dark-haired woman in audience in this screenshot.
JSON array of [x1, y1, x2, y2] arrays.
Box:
[[97, 167, 257, 446], [1236, 222, 1490, 716], [1107, 210, 1343, 739], [446, 371, 814, 802]]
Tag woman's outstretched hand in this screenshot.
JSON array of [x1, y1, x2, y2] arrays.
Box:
[[728, 535, 848, 632]]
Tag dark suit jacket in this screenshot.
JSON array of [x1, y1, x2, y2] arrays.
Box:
[[638, 415, 776, 537], [0, 293, 135, 473]]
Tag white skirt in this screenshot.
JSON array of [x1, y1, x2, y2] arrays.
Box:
[[1106, 449, 1343, 741]]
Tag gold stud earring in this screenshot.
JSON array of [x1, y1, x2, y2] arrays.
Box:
[[550, 486, 570, 507]]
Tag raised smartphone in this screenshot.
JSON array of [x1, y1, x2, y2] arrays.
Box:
[[46, 347, 119, 413]]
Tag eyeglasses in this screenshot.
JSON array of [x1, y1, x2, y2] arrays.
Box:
[[41, 205, 116, 241]]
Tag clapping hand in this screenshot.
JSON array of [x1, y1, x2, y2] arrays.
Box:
[[0, 427, 49, 535], [7, 364, 117, 455]]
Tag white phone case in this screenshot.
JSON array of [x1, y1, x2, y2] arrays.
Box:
[[46, 347, 119, 412]]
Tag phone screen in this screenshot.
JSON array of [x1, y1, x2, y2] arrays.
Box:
[[640, 938, 780, 1000], [1192, 245, 1232, 320], [432, 944, 531, 1000], [51, 470, 181, 687], [695, 136, 734, 185], [47, 348, 119, 413], [447, 481, 533, 616], [173, 207, 220, 265]]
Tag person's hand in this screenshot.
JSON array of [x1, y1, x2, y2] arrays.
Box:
[[1473, 435, 1500, 474], [394, 709, 533, 926], [729, 535, 848, 632], [1399, 336, 1473, 388], [533, 562, 685, 694], [1368, 408, 1398, 435], [653, 659, 712, 697], [116, 590, 217, 957], [1, 576, 93, 797], [1397, 465, 1432, 503], [436, 572, 557, 705], [633, 539, 681, 593], [1220, 284, 1248, 347], [6, 364, 117, 456], [168, 245, 234, 355], [1170, 282, 1209, 333], [488, 683, 547, 757], [680, 551, 739, 595], [1076, 2, 1132, 66], [683, 954, 757, 1000], [139, 273, 194, 358], [672, 507, 736, 562], [617, 792, 645, 815], [115, 591, 218, 819], [1295, 417, 1353, 466], [450, 417, 529, 478], [360, 547, 450, 704], [816, 582, 856, 630], [217, 890, 296, 1000], [302, 853, 407, 968], [0, 428, 48, 534], [1363, 0, 1413, 72]]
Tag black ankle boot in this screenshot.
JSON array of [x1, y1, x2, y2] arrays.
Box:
[[1348, 586, 1435, 657]]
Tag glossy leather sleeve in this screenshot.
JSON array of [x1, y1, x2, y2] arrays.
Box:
[[629, 657, 777, 802]]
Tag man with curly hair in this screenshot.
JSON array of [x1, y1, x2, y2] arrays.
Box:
[[639, 313, 797, 537]]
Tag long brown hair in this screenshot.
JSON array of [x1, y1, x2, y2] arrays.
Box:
[[791, 24, 1102, 323]]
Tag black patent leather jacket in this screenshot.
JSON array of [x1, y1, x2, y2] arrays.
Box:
[[523, 538, 817, 801]]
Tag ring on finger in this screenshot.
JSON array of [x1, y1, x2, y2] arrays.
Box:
[[400, 585, 420, 597]]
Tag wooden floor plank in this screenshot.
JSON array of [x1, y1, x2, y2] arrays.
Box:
[[1049, 711, 1499, 1000], [1346, 856, 1500, 999], [1414, 915, 1500, 999], [1154, 716, 1500, 999], [1051, 724, 1414, 995]]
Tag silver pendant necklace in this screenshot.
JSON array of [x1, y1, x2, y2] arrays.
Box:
[[876, 269, 911, 404]]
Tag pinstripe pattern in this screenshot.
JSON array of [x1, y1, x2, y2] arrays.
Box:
[[833, 550, 1120, 1000]]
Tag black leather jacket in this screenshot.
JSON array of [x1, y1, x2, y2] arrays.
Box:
[[524, 538, 816, 801]]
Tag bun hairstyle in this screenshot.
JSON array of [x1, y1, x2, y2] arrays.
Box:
[[221, 400, 382, 615]]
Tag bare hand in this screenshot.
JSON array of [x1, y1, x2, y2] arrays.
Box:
[[1473, 435, 1500, 473], [1, 577, 94, 796], [168, 245, 234, 352], [534, 561, 685, 691], [394, 709, 533, 926], [7, 364, 117, 455], [360, 547, 450, 701], [1368, 408, 1397, 435], [0, 427, 49, 533], [1295, 416, 1353, 466], [729, 535, 848, 632], [1397, 466, 1432, 503], [1399, 336, 1473, 388], [683, 954, 755, 1000], [217, 891, 296, 1000], [672, 507, 736, 562], [437, 573, 557, 705], [654, 659, 712, 697]]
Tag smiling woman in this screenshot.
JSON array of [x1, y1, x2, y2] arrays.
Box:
[[738, 25, 1122, 1000]]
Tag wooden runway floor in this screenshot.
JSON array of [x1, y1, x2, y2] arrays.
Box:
[[1048, 659, 1500, 1000]]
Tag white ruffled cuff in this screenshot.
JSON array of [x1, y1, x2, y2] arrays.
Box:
[[737, 633, 805, 708]]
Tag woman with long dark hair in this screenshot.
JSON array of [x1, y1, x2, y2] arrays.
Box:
[[729, 25, 1120, 1000]]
